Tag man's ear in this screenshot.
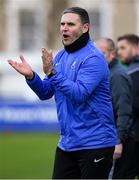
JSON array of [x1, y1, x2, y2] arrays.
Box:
[[111, 50, 116, 59], [131, 45, 138, 56], [82, 23, 89, 33]]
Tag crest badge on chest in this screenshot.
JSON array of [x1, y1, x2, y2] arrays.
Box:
[[71, 58, 78, 69]]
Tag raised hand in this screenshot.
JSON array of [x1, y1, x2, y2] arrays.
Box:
[[41, 48, 53, 75], [8, 54, 34, 79]]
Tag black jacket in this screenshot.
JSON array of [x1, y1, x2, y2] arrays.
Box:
[[109, 58, 134, 142], [127, 56, 139, 141]]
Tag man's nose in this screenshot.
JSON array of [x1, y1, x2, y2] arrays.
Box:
[[62, 24, 69, 31]]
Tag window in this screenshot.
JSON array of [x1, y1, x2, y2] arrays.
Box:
[[19, 10, 37, 51], [89, 10, 100, 40]]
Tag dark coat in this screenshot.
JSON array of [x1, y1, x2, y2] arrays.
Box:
[[109, 58, 134, 142], [127, 56, 139, 141]]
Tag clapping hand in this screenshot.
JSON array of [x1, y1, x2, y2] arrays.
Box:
[[41, 48, 53, 75], [8, 54, 34, 79]]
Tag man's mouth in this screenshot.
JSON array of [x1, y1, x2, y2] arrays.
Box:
[[63, 34, 70, 39]]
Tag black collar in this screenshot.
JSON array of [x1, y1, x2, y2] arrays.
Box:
[[109, 58, 118, 69], [64, 32, 89, 53]]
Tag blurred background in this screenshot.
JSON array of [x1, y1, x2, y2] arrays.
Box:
[[0, 0, 139, 179]]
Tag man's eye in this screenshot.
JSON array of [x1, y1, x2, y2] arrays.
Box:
[[68, 23, 75, 26]]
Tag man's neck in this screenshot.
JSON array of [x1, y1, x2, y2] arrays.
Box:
[[64, 31, 89, 53]]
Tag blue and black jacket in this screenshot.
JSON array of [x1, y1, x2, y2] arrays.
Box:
[[26, 39, 118, 151]]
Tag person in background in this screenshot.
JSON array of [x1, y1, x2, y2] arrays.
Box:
[[117, 34, 139, 179], [7, 7, 118, 179], [95, 38, 134, 179]]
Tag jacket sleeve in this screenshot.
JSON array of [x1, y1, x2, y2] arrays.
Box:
[[110, 73, 133, 142], [26, 72, 54, 100], [49, 56, 107, 104]]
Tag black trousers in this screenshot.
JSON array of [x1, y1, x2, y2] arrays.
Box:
[[52, 146, 114, 179], [134, 141, 139, 178], [112, 137, 136, 179], [128, 141, 139, 179]]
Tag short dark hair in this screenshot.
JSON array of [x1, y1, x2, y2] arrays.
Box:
[[117, 34, 139, 46], [63, 7, 90, 24]]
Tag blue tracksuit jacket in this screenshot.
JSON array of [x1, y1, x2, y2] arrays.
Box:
[[26, 39, 118, 151]]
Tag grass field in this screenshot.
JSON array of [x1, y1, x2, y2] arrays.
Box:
[[0, 133, 59, 179]]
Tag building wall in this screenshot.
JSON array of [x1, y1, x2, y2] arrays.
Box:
[[136, 1, 139, 35], [70, 0, 138, 41], [112, 0, 137, 40], [5, 0, 46, 52], [0, 0, 139, 100], [46, 0, 69, 49], [0, 0, 138, 52], [0, 0, 6, 51]]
